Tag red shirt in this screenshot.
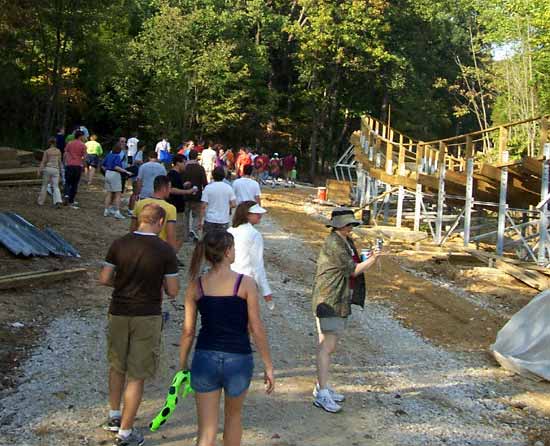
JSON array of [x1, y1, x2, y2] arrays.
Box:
[[64, 140, 87, 166]]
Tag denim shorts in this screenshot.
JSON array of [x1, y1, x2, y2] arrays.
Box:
[[85, 154, 100, 168], [191, 349, 254, 397]]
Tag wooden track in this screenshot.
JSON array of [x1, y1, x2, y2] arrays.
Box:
[[352, 114, 550, 208]]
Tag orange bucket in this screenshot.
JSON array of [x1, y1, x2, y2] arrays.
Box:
[[317, 187, 327, 201]]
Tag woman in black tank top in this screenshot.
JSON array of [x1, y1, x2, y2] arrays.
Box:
[[179, 230, 274, 446]]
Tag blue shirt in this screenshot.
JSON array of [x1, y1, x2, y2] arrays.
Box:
[[103, 152, 123, 171]]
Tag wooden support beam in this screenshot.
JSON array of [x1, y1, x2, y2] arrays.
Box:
[[385, 130, 394, 174], [435, 141, 447, 244], [0, 268, 88, 290], [498, 126, 509, 158]]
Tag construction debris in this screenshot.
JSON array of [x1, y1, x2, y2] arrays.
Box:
[[0, 268, 87, 290], [469, 250, 549, 291], [0, 212, 80, 257]]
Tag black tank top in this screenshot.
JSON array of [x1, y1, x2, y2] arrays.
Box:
[[195, 274, 252, 354]]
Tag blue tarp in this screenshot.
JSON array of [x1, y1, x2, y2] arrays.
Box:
[[0, 212, 80, 257]]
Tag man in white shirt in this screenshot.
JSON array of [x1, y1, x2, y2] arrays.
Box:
[[155, 135, 171, 164], [200, 166, 236, 233], [232, 164, 261, 205], [127, 133, 139, 165], [136, 152, 167, 199], [200, 143, 217, 183]]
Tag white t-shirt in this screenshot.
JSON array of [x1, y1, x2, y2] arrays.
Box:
[[201, 181, 236, 224], [201, 147, 217, 172], [232, 177, 261, 204], [155, 139, 171, 154], [127, 137, 139, 157]]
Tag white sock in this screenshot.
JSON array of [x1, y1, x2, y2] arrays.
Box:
[[109, 409, 121, 418], [118, 428, 132, 438]]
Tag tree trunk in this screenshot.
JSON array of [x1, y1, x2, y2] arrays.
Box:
[[309, 125, 319, 183]]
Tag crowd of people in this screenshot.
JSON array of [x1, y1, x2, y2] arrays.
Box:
[[38, 126, 380, 446]]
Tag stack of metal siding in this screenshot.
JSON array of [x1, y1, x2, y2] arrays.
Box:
[[0, 212, 80, 257]]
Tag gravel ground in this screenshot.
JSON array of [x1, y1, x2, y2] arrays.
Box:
[[0, 212, 537, 446]]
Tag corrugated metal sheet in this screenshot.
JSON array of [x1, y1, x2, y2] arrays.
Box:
[[0, 212, 80, 257]]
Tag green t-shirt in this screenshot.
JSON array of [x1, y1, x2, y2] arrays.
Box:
[[85, 140, 103, 156]]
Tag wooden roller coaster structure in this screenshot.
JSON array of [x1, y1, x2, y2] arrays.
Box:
[[335, 113, 550, 265]]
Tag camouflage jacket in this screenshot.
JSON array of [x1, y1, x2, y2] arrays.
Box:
[[312, 232, 359, 318]]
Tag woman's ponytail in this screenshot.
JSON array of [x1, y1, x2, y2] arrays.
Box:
[[189, 239, 205, 281]]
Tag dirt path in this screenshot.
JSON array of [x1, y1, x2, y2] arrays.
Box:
[[0, 186, 549, 445]]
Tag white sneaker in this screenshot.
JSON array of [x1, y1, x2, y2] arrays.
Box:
[[313, 383, 345, 403], [104, 208, 113, 217], [113, 211, 126, 220], [313, 388, 342, 413]]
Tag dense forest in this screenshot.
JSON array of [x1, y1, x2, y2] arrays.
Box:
[[1, 0, 549, 178]]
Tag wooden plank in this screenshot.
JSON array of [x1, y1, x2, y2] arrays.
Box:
[[0, 167, 38, 181], [468, 250, 549, 290], [493, 260, 549, 291], [0, 147, 18, 161], [0, 179, 42, 187], [0, 268, 88, 290]]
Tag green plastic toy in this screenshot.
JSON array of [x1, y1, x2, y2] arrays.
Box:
[[150, 370, 193, 432]]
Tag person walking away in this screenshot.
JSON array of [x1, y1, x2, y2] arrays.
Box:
[[200, 142, 217, 183], [127, 133, 139, 166], [182, 149, 208, 242], [126, 144, 145, 216], [226, 148, 235, 173], [85, 134, 103, 185], [200, 166, 236, 234], [228, 201, 273, 310], [311, 208, 379, 413], [131, 175, 180, 252], [103, 145, 133, 219], [232, 165, 261, 205], [37, 137, 63, 207], [215, 146, 227, 170], [167, 155, 197, 248], [55, 127, 66, 154], [99, 203, 179, 446], [155, 135, 171, 167], [268, 153, 281, 184], [254, 152, 269, 184], [282, 154, 296, 186], [235, 148, 251, 178], [136, 152, 167, 199], [63, 129, 86, 208], [178, 230, 274, 446]]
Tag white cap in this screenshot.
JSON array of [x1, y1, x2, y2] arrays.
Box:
[[249, 204, 267, 214]]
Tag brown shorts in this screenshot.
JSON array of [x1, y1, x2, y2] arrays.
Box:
[[107, 314, 162, 380]]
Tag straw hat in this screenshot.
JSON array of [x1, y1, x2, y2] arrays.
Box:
[[326, 207, 361, 228]]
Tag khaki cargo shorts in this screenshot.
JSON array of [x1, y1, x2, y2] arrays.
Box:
[[104, 170, 122, 193], [107, 314, 162, 380]]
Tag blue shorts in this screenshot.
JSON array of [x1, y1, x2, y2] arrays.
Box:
[[191, 350, 254, 397], [86, 154, 100, 168]]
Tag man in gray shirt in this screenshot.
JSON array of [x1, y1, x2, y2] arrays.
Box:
[[137, 152, 167, 199]]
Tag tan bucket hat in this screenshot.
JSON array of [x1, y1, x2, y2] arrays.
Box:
[[326, 207, 361, 228]]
